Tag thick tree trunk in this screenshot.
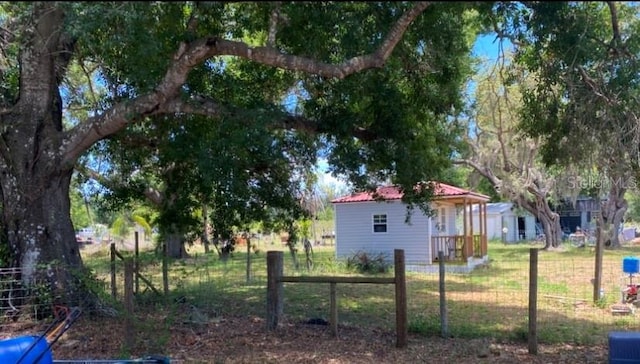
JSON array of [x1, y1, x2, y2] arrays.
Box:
[[165, 228, 189, 259], [2, 170, 83, 284], [0, 120, 89, 309], [598, 184, 627, 249], [537, 210, 562, 249], [0, 3, 98, 314], [516, 194, 562, 249]]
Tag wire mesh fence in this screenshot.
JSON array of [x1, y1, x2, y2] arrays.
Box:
[[402, 248, 640, 345], [2, 242, 640, 347], [0, 267, 54, 322]]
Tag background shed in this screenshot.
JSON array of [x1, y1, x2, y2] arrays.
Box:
[[472, 202, 537, 243]]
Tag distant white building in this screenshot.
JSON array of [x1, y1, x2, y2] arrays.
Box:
[[471, 202, 537, 243]]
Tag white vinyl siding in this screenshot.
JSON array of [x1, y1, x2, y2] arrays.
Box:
[[334, 200, 432, 264]]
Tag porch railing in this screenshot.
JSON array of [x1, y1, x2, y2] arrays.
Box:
[[431, 234, 487, 263]]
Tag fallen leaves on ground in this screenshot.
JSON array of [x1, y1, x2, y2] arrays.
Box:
[[3, 314, 608, 363]]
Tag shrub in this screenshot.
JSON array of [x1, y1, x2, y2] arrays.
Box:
[[408, 314, 441, 335], [346, 251, 390, 274]]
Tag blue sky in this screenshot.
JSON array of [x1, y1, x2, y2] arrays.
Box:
[[473, 33, 510, 63]]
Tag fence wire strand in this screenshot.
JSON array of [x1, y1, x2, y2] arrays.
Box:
[[2, 243, 640, 346]]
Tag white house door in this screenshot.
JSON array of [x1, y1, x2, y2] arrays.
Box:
[[433, 207, 446, 235]]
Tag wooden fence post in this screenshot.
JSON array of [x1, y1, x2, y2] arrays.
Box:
[[246, 236, 252, 284], [438, 250, 448, 338], [394, 249, 407, 348], [266, 249, 403, 347], [110, 243, 116, 299], [330, 282, 338, 337], [124, 258, 135, 352], [266, 251, 283, 330], [528, 248, 538, 355], [162, 242, 169, 295], [134, 231, 139, 295]]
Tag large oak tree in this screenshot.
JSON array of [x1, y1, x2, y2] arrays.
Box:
[[0, 2, 480, 307]]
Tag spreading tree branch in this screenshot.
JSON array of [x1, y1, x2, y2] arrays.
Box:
[[75, 164, 164, 206], [61, 2, 432, 167], [161, 95, 380, 141], [607, 1, 620, 45]]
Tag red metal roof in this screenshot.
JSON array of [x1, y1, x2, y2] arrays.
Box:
[[331, 182, 490, 204]]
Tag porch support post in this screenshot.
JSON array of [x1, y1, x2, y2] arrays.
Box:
[[463, 198, 469, 260], [484, 203, 488, 238], [479, 202, 484, 237], [469, 199, 474, 237], [463, 198, 468, 238], [482, 202, 488, 255]]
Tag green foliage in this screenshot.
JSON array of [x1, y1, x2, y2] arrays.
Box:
[[509, 2, 640, 170], [69, 173, 103, 230], [29, 280, 54, 319], [64, 2, 198, 92], [315, 206, 334, 222], [69, 189, 93, 230], [108, 205, 154, 243], [625, 191, 640, 223], [0, 2, 495, 283], [74, 1, 483, 241], [408, 314, 441, 336], [471, 173, 502, 202], [298, 218, 312, 240], [346, 251, 391, 274], [0, 228, 9, 267], [69, 265, 114, 306]]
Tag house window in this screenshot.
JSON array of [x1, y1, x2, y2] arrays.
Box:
[[373, 214, 387, 233]]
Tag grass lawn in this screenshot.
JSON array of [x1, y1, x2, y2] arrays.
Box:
[[81, 238, 640, 346]]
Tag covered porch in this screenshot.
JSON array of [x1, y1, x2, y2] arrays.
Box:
[[431, 192, 489, 264]]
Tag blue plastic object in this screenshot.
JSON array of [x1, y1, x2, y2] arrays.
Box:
[[609, 331, 640, 363], [0, 335, 52, 364], [623, 257, 640, 274]]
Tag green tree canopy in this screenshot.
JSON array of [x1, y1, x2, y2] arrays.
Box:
[[75, 2, 484, 255], [0, 2, 487, 307]]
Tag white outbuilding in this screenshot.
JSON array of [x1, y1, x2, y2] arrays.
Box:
[[332, 182, 491, 272], [471, 202, 538, 243]]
